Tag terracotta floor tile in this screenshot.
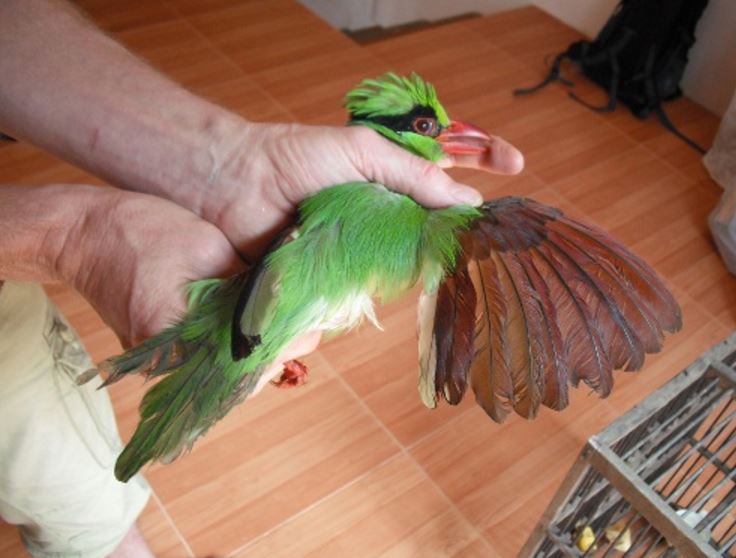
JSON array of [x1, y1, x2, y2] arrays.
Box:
[[138, 496, 193, 558], [603, 296, 731, 414], [236, 456, 483, 558], [642, 132, 717, 184], [148, 378, 400, 556], [377, 510, 489, 558], [672, 252, 736, 330], [319, 295, 418, 374], [366, 20, 535, 101], [455, 170, 546, 202], [183, 0, 354, 76], [198, 78, 293, 123], [468, 7, 583, 59], [341, 332, 476, 447], [465, 10, 582, 88], [250, 50, 386, 123], [0, 143, 55, 182], [601, 96, 715, 146], [590, 173, 697, 239], [484, 484, 560, 558], [72, 0, 179, 33], [657, 230, 719, 280], [623, 186, 720, 267], [551, 146, 689, 216], [522, 114, 636, 184], [166, 0, 259, 18], [411, 406, 581, 528], [0, 522, 27, 558], [459, 538, 504, 557], [366, 19, 489, 66], [115, 20, 242, 93], [462, 87, 580, 148], [0, 144, 90, 184]]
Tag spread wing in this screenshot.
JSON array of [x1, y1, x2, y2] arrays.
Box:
[[418, 197, 682, 422]]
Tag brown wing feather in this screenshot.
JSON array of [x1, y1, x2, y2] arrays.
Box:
[[471, 256, 514, 421], [432, 258, 476, 405], [515, 250, 569, 411], [552, 217, 681, 332], [420, 196, 681, 422], [532, 240, 615, 394]]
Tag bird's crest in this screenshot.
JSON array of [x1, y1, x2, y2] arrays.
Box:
[[344, 72, 449, 126]]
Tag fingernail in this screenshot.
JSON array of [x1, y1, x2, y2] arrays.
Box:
[[451, 186, 483, 207]]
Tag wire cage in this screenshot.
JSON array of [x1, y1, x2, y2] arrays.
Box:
[[521, 333, 736, 558]]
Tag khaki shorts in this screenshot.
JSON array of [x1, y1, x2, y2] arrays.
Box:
[[0, 282, 150, 558]]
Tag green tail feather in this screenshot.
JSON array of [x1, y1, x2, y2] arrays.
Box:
[[97, 278, 227, 385], [103, 274, 267, 482]]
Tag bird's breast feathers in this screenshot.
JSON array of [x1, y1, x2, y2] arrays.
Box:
[[261, 182, 478, 338]]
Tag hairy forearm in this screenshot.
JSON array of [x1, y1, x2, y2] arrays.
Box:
[[0, 0, 249, 220], [0, 184, 104, 284]]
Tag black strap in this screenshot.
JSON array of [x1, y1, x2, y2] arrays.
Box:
[[651, 105, 706, 154], [513, 51, 573, 96], [569, 50, 619, 112], [639, 46, 706, 154]]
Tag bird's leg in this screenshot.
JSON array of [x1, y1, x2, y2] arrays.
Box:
[[271, 359, 308, 388]]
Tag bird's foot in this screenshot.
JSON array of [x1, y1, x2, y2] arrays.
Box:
[[271, 359, 308, 388]]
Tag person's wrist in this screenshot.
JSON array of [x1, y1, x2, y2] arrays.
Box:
[[47, 185, 120, 292], [191, 112, 260, 224], [202, 121, 289, 259]]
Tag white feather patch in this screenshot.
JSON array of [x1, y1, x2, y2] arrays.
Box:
[[417, 289, 439, 408], [310, 291, 382, 332]]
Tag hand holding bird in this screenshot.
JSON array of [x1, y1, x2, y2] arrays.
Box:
[[96, 73, 680, 482]]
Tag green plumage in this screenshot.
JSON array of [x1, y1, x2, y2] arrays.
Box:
[[344, 72, 449, 124], [346, 73, 449, 162], [101, 73, 477, 482]]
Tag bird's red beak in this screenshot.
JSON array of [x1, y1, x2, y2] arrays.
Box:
[[437, 120, 524, 174]]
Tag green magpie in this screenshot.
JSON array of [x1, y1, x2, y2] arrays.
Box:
[[93, 73, 681, 482]]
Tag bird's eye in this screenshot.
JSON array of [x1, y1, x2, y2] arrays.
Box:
[[412, 117, 438, 136]]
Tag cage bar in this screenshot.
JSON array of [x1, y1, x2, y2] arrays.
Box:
[[521, 333, 736, 558]]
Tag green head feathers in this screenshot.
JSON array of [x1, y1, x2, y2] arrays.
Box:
[[344, 73, 450, 162]]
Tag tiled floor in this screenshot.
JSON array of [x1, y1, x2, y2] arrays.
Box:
[[0, 2, 732, 557]]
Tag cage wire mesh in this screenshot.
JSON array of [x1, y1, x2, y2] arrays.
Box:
[[522, 333, 736, 558]]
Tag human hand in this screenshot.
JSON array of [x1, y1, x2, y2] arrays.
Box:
[[45, 185, 319, 388], [50, 185, 243, 347], [201, 122, 524, 260]]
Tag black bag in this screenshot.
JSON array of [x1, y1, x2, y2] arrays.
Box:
[[515, 0, 709, 153]]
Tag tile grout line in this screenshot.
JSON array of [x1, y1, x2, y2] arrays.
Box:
[[225, 359, 477, 556], [469, 12, 717, 189], [533, 122, 734, 333], [150, 488, 196, 558], [144, 357, 342, 558], [592, 106, 716, 191], [166, 2, 301, 123], [225, 452, 405, 557], [332, 373, 497, 550], [666, 285, 734, 337], [538, 161, 735, 334]]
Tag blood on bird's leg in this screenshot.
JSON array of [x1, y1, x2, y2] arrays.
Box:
[[271, 359, 308, 388]]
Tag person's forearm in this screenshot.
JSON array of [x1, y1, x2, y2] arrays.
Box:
[[0, 184, 106, 284], [0, 0, 248, 221]]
